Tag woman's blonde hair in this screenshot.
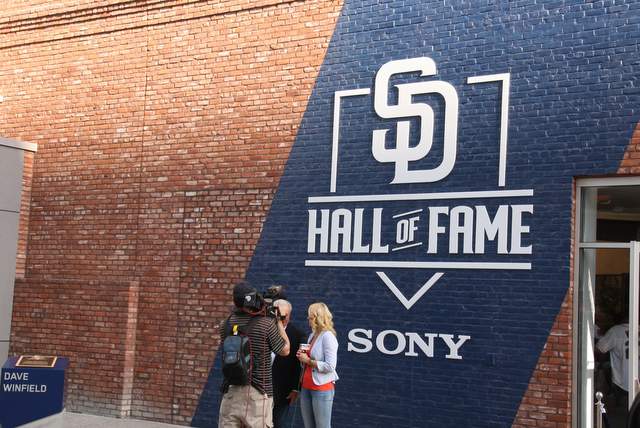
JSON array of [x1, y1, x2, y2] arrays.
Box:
[[308, 302, 336, 336]]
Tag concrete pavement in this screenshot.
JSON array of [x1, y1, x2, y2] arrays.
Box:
[[19, 412, 186, 428]]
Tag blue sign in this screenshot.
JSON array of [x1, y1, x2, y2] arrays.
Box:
[[0, 357, 68, 428], [192, 1, 640, 426]]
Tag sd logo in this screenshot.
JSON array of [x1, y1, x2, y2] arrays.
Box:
[[329, 57, 510, 192], [372, 57, 459, 184]]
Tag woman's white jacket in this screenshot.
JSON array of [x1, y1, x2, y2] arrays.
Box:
[[306, 330, 339, 386]]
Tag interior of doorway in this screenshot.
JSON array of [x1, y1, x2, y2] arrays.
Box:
[[593, 186, 640, 427]]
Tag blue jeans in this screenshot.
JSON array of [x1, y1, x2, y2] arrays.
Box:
[[299, 388, 334, 428]]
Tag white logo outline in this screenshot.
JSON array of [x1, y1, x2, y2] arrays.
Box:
[[318, 57, 521, 309], [330, 57, 511, 193]]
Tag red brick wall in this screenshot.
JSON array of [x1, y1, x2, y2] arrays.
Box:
[[512, 291, 573, 428], [2, 0, 342, 422], [10, 277, 134, 414], [620, 124, 640, 175], [15, 150, 35, 279], [172, 188, 277, 423]]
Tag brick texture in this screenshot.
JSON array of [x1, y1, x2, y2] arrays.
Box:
[[513, 122, 640, 427], [512, 290, 573, 428], [619, 123, 640, 175], [15, 150, 35, 279], [3, 0, 639, 425], [2, 0, 342, 423], [10, 277, 134, 415]]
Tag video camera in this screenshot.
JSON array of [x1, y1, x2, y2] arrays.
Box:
[[240, 285, 284, 318]]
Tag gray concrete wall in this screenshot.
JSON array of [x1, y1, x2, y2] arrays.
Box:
[[0, 138, 36, 363]]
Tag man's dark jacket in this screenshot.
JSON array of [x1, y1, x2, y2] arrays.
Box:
[[272, 322, 306, 403]]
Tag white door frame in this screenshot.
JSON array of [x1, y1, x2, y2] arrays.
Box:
[[573, 177, 640, 428], [630, 240, 640, 403]]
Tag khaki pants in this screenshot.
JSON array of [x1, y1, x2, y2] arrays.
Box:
[[219, 385, 273, 428]]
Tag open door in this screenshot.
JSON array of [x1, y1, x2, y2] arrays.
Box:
[[575, 180, 640, 428]]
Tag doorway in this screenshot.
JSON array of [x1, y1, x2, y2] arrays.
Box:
[[575, 178, 640, 428]]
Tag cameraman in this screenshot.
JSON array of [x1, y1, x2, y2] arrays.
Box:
[[219, 281, 290, 428]]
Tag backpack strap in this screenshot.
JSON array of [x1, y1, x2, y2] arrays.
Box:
[[224, 315, 235, 337], [225, 314, 262, 337]]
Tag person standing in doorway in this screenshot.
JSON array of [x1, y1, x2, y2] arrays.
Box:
[[596, 316, 639, 410], [296, 302, 339, 428]]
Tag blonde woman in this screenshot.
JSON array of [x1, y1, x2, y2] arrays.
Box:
[[296, 302, 339, 428]]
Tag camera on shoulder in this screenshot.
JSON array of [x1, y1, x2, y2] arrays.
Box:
[[235, 283, 284, 318]]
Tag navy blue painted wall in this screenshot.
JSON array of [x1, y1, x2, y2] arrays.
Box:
[[193, 1, 640, 426]]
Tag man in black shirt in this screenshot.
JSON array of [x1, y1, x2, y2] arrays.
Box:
[[272, 299, 306, 428], [219, 282, 290, 428]]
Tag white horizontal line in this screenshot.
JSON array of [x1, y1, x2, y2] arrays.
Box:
[[335, 88, 371, 98], [467, 73, 510, 84], [392, 209, 423, 219], [305, 260, 531, 270], [308, 189, 534, 203], [391, 242, 423, 252]]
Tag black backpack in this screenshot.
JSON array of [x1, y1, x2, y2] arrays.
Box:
[[221, 316, 259, 386]]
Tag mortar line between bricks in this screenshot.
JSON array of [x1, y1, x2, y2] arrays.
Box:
[[0, 0, 292, 34], [21, 152, 36, 292], [171, 193, 188, 424], [0, 0, 305, 51], [0, 0, 198, 29], [128, 3, 151, 418]]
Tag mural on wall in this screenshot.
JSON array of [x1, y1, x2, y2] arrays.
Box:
[[194, 1, 639, 426]]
